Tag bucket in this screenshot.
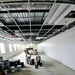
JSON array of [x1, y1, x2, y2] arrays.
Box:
[[10, 66, 15, 73], [17, 65, 21, 71]]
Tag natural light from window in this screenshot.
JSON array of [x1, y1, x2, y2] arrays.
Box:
[[9, 44, 12, 52], [0, 43, 5, 54]]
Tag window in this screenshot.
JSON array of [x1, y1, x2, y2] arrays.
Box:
[[0, 43, 5, 54], [14, 44, 21, 51], [9, 44, 12, 52], [14, 45, 17, 51], [14, 45, 16, 51]]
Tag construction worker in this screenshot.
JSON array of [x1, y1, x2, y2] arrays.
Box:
[[34, 53, 39, 69]]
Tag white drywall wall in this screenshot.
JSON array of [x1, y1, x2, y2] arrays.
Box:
[[38, 27, 75, 70], [37, 45, 44, 53]]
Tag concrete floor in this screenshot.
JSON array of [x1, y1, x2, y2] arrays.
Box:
[[9, 52, 75, 75]]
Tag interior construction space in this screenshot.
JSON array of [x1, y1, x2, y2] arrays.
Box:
[[8, 52, 75, 75], [0, 0, 75, 75]]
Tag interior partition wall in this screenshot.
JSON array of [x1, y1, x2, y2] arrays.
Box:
[[38, 27, 75, 70]]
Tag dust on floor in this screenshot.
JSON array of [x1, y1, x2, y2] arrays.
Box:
[[8, 69, 31, 75]]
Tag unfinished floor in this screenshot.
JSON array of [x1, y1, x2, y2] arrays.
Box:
[[8, 52, 75, 75]]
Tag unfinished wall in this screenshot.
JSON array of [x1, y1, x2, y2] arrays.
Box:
[[38, 27, 75, 70]]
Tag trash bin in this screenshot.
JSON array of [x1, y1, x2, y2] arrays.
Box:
[[20, 62, 24, 68], [17, 65, 21, 71], [10, 66, 15, 73]]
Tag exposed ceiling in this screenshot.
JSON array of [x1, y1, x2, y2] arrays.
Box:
[[0, 0, 75, 43]]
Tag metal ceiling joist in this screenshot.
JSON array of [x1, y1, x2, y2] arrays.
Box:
[[0, 0, 27, 43], [47, 25, 66, 38], [0, 0, 74, 43], [2, 24, 42, 27], [0, 0, 54, 4], [0, 9, 49, 13], [4, 29, 54, 31], [28, 0, 32, 39], [0, 15, 14, 35], [36, 0, 57, 39], [1, 0, 75, 4]]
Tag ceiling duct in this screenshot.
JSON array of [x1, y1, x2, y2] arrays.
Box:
[[48, 4, 69, 24], [43, 3, 60, 24], [54, 5, 75, 25], [57, 18, 75, 25], [44, 3, 75, 25]]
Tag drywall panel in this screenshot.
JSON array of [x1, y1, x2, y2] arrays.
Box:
[[38, 27, 75, 70]]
